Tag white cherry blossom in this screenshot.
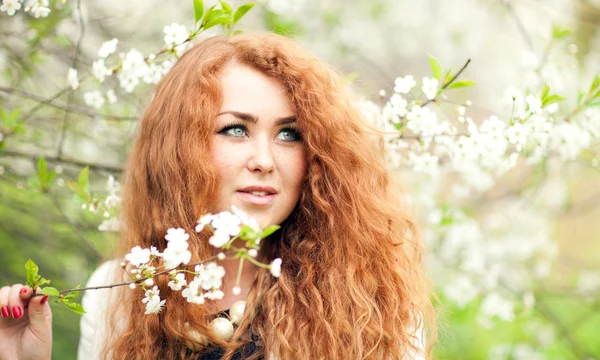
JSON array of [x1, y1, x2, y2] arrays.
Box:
[[98, 38, 118, 58], [394, 75, 416, 94], [421, 77, 439, 100], [168, 273, 187, 291], [67, 68, 79, 90], [83, 91, 105, 109], [1, 0, 21, 16], [270, 258, 282, 277], [125, 246, 151, 266]]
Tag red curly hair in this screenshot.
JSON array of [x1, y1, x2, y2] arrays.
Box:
[[103, 32, 436, 359]]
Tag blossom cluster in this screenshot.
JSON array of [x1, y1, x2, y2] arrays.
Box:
[[1, 0, 50, 18], [358, 56, 599, 332], [122, 207, 282, 315], [67, 23, 201, 111]]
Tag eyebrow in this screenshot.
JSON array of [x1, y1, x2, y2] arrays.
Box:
[[217, 111, 296, 126]]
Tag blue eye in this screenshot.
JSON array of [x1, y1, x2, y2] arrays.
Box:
[[277, 128, 302, 142], [219, 124, 248, 138]]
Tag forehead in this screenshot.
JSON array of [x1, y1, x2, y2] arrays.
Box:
[[218, 62, 295, 117]]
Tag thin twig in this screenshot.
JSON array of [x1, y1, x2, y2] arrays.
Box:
[[57, 0, 85, 158], [500, 0, 536, 52], [48, 194, 103, 261], [534, 299, 593, 359], [1, 149, 124, 173], [33, 252, 233, 296], [0, 86, 138, 121], [421, 58, 472, 107]]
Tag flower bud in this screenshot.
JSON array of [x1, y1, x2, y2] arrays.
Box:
[[129, 283, 136, 289], [248, 249, 258, 258], [144, 278, 154, 287], [232, 286, 241, 295], [217, 252, 226, 260]]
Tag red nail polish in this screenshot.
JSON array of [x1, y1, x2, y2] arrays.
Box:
[[40, 295, 49, 305], [12, 306, 22, 319], [1, 306, 9, 318], [19, 287, 28, 295]]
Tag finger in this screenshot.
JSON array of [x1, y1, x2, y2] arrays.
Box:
[[7, 284, 27, 320], [0, 286, 10, 319], [19, 285, 34, 302], [26, 289, 52, 342]]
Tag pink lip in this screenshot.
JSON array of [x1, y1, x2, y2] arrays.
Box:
[[237, 191, 276, 206], [238, 186, 278, 194]]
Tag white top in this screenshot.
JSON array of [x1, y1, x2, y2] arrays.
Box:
[[77, 260, 121, 360], [77, 261, 426, 359]]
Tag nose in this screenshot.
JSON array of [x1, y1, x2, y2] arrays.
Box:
[[247, 137, 275, 173]]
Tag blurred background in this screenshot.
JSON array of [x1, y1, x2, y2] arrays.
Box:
[[1, 0, 599, 359]]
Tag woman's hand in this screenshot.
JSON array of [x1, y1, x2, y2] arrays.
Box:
[[0, 284, 52, 360]]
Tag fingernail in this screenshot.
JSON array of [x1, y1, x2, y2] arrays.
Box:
[[1, 306, 9, 318], [12, 306, 22, 319], [40, 295, 49, 305], [19, 287, 28, 295]]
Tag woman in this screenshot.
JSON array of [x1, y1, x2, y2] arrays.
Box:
[[0, 33, 435, 359]]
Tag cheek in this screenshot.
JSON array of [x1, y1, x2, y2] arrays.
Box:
[[210, 142, 238, 185], [282, 149, 307, 190]]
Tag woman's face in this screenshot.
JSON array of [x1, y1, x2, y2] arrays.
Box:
[[210, 62, 307, 229]]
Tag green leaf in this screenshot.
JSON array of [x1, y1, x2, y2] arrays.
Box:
[[260, 225, 281, 238], [233, 2, 255, 24], [590, 75, 600, 94], [40, 287, 60, 296], [38, 277, 51, 287], [264, 9, 303, 37], [428, 55, 442, 81], [552, 25, 571, 40], [448, 80, 476, 89], [78, 166, 89, 189], [193, 0, 204, 24], [25, 259, 40, 287], [442, 69, 453, 85], [542, 94, 565, 107], [65, 301, 86, 315], [220, 0, 232, 14], [589, 101, 600, 107], [38, 157, 47, 182], [203, 13, 231, 30], [540, 84, 550, 101], [63, 291, 78, 301]]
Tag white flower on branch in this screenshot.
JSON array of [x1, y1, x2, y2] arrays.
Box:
[[208, 229, 230, 248], [142, 286, 166, 314], [525, 94, 542, 114], [98, 217, 121, 232], [393, 75, 416, 94], [421, 77, 439, 100], [181, 278, 205, 304], [83, 90, 105, 109], [270, 258, 282, 278], [164, 23, 190, 46], [125, 246, 151, 266], [212, 211, 242, 237], [25, 0, 50, 18], [98, 38, 118, 58], [163, 228, 192, 268], [195, 213, 215, 233], [106, 89, 117, 104], [168, 272, 187, 291], [197, 263, 226, 291], [67, 68, 79, 90], [1, 0, 21, 16], [92, 59, 113, 83]]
